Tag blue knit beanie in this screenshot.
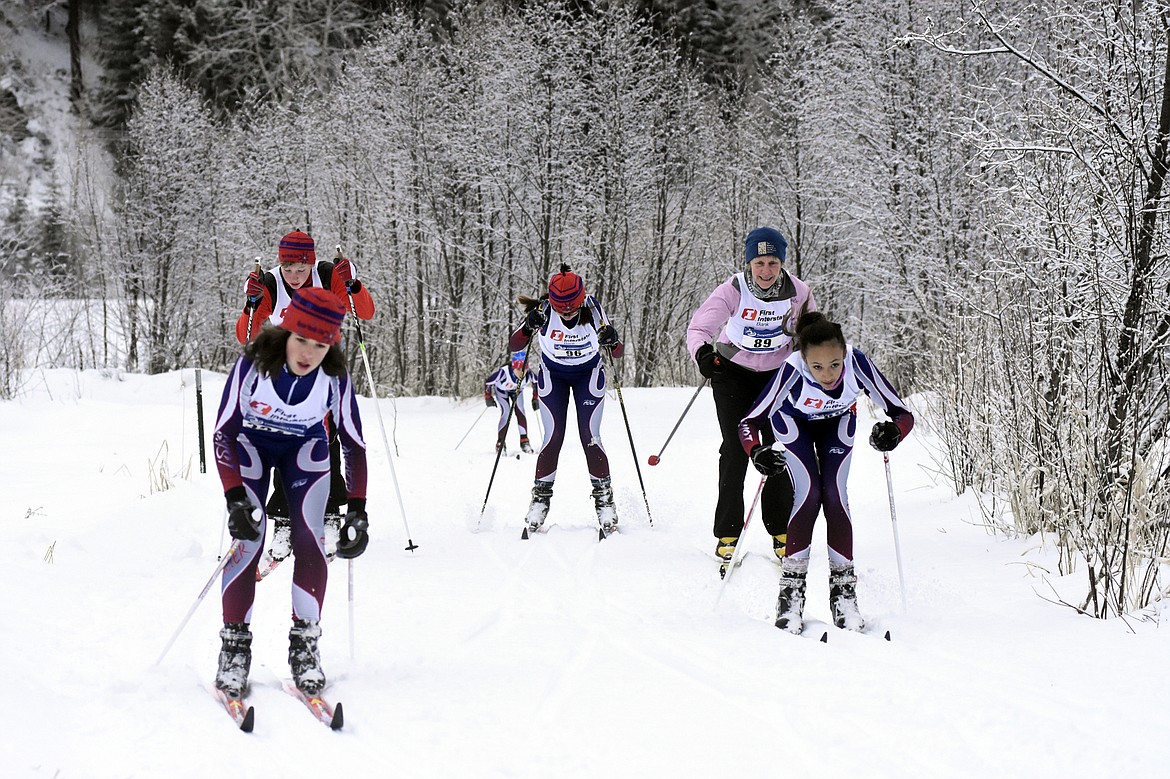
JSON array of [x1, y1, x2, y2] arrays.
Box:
[[745, 227, 787, 263]]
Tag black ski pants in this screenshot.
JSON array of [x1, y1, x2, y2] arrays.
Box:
[[710, 362, 793, 540], [267, 423, 348, 519]]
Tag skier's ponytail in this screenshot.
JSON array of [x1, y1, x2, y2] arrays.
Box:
[[517, 293, 547, 312], [794, 311, 845, 354]]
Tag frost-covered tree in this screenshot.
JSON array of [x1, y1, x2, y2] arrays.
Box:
[[910, 0, 1170, 615], [117, 69, 227, 373], [95, 0, 376, 130]]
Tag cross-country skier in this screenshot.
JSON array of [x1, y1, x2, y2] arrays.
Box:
[[738, 311, 914, 634], [484, 350, 537, 454], [686, 227, 817, 570], [212, 287, 371, 697], [509, 264, 624, 535], [233, 230, 375, 564]]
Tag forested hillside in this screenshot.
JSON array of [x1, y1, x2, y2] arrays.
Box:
[[2, 0, 1168, 616]]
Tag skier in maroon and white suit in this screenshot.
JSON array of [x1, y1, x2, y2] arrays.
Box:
[[738, 311, 914, 634], [484, 350, 536, 454], [508, 264, 624, 535], [212, 287, 370, 698]]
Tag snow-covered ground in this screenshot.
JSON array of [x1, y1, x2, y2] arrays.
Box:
[[3, 368, 1166, 778]]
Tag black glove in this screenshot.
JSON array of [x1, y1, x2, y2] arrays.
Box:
[[226, 494, 261, 541], [522, 307, 547, 335], [345, 278, 362, 294], [336, 508, 369, 559], [750, 445, 788, 478], [485, 393, 496, 408], [531, 395, 540, 411], [696, 344, 722, 379], [597, 324, 619, 347], [869, 421, 902, 452]]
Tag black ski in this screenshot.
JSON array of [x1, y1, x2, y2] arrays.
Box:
[[791, 618, 891, 642], [520, 525, 615, 541]]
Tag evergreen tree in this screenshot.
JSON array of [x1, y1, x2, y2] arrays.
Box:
[[93, 0, 149, 132]]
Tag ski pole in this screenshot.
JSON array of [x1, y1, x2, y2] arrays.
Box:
[[648, 377, 707, 466], [477, 334, 537, 527], [340, 246, 419, 553], [157, 543, 239, 665], [524, 365, 543, 442], [244, 258, 262, 343], [532, 390, 544, 442], [230, 259, 261, 559], [512, 349, 534, 450], [455, 405, 489, 450], [713, 477, 765, 608], [348, 559, 356, 660], [477, 390, 519, 526], [608, 360, 654, 526], [883, 452, 908, 612], [216, 503, 227, 562], [195, 368, 207, 474]]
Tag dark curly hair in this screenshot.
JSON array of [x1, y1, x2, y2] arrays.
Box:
[[244, 324, 347, 378]]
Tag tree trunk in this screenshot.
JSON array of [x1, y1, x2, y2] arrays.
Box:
[[1107, 23, 1170, 468], [67, 0, 83, 115]]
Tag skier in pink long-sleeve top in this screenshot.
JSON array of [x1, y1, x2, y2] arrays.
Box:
[[686, 227, 817, 574]]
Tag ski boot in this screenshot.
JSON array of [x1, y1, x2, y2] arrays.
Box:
[[520, 435, 534, 454], [829, 562, 865, 631], [524, 480, 554, 533], [774, 557, 809, 634], [495, 439, 506, 455], [716, 536, 739, 578], [289, 619, 325, 694], [214, 623, 253, 697], [324, 512, 343, 559], [267, 515, 291, 562], [591, 476, 618, 537], [772, 533, 787, 561]]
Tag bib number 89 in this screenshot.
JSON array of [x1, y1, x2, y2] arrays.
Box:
[[752, 338, 772, 349]]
